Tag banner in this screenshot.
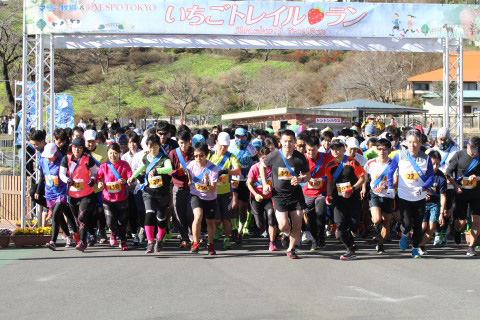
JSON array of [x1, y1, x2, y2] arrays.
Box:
[[25, 1, 480, 40]]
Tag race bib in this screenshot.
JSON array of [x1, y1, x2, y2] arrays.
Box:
[[46, 175, 59, 187], [218, 174, 228, 185], [336, 182, 351, 195], [462, 178, 477, 189], [148, 176, 163, 189], [106, 181, 122, 193], [278, 167, 293, 180], [70, 179, 84, 192], [308, 178, 324, 190], [195, 182, 210, 192], [404, 173, 419, 181]]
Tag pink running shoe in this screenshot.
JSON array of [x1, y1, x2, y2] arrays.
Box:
[[109, 234, 118, 247], [269, 241, 277, 252]]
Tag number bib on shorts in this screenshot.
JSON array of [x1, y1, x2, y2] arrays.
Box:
[[195, 182, 209, 192], [148, 176, 163, 189], [404, 172, 419, 181], [462, 178, 477, 189], [218, 174, 228, 185], [308, 178, 324, 190], [278, 167, 294, 180], [106, 181, 122, 193], [336, 182, 351, 196], [70, 179, 84, 192], [46, 175, 59, 187]]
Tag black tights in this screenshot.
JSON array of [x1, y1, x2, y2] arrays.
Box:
[[305, 195, 326, 241], [69, 193, 96, 244], [51, 202, 77, 243], [333, 197, 361, 250], [104, 200, 128, 242]]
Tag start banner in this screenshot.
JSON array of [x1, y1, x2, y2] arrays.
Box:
[[25, 0, 480, 40]]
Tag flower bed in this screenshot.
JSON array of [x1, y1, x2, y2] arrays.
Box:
[[0, 229, 12, 248], [11, 227, 52, 248]]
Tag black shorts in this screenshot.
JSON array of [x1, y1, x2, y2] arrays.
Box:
[[272, 188, 306, 212], [452, 193, 480, 220], [368, 191, 394, 214], [191, 195, 216, 220], [232, 181, 250, 202], [216, 192, 233, 220], [143, 191, 169, 212]]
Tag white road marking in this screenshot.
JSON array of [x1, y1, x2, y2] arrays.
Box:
[[36, 271, 68, 282], [336, 286, 425, 303]]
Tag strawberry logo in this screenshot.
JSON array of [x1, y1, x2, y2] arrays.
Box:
[[308, 7, 324, 25]]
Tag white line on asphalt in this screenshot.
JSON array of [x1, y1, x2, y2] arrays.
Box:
[[36, 271, 68, 282], [336, 286, 425, 303]]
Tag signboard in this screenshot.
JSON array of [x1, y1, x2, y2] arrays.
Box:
[[315, 118, 342, 124], [25, 0, 480, 41]]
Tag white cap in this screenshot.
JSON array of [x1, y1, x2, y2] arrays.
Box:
[[41, 143, 58, 158], [437, 127, 450, 139], [217, 132, 230, 146], [84, 129, 96, 141], [345, 137, 360, 149]]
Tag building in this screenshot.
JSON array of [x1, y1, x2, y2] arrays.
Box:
[[408, 51, 480, 114]]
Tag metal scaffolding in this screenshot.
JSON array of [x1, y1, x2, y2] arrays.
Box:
[[443, 37, 464, 149]]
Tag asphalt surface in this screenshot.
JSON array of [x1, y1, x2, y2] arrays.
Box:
[[1, 236, 480, 320]]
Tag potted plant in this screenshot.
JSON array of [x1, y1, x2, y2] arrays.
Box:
[[0, 228, 12, 248], [11, 227, 52, 247]]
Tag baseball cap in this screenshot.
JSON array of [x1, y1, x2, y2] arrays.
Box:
[[414, 125, 424, 135], [84, 129, 96, 141], [365, 125, 376, 136], [217, 132, 230, 146], [331, 138, 346, 148], [41, 143, 58, 158], [252, 138, 263, 148], [367, 114, 376, 120], [321, 127, 333, 134], [72, 137, 85, 147], [235, 128, 247, 136], [437, 127, 450, 139], [192, 134, 205, 145], [345, 137, 360, 149], [379, 132, 393, 141]]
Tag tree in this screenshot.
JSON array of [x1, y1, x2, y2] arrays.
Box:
[[161, 72, 204, 121], [0, 0, 22, 110]]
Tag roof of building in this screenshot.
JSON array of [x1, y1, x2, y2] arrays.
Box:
[[221, 107, 352, 121], [408, 51, 480, 82], [310, 99, 426, 114], [422, 90, 480, 103]]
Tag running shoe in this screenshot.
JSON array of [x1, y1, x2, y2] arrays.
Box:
[[433, 234, 441, 247], [179, 241, 188, 249], [76, 242, 87, 252], [109, 234, 118, 247], [65, 236, 73, 248], [419, 246, 427, 256], [99, 229, 108, 244], [46, 241, 56, 251], [302, 231, 313, 244], [326, 228, 333, 237], [120, 241, 128, 251], [207, 243, 216, 255], [88, 236, 97, 247], [155, 240, 164, 253], [146, 242, 154, 254], [376, 243, 385, 255], [236, 233, 243, 244], [281, 234, 290, 249], [165, 228, 172, 240], [230, 229, 238, 243], [269, 241, 277, 252], [310, 240, 319, 252], [73, 232, 80, 245], [441, 234, 447, 247], [286, 249, 299, 259], [454, 229, 462, 245], [317, 238, 326, 249], [223, 238, 232, 250], [191, 242, 200, 253], [132, 234, 140, 246], [138, 227, 145, 243], [399, 234, 408, 251], [411, 247, 421, 259], [466, 246, 477, 257], [261, 230, 268, 238], [340, 250, 356, 261]]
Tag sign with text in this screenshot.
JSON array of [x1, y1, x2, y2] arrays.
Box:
[[315, 118, 342, 124]]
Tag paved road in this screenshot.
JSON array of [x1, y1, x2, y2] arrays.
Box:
[[1, 237, 480, 320]]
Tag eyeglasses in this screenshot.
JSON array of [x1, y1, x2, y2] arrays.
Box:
[[377, 147, 388, 152], [157, 132, 168, 136]]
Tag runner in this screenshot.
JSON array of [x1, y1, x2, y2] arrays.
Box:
[[260, 130, 310, 259], [246, 147, 278, 251], [325, 138, 366, 260], [127, 135, 173, 254], [97, 143, 133, 251], [364, 138, 395, 254], [446, 136, 480, 256], [387, 130, 434, 258], [187, 142, 219, 255], [207, 132, 241, 250], [59, 137, 98, 252], [39, 143, 78, 250]]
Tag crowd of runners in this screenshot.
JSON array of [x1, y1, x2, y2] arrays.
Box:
[[26, 115, 480, 260]]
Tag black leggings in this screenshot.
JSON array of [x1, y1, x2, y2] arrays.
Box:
[[250, 198, 276, 229], [333, 196, 361, 250], [104, 200, 128, 242], [51, 202, 77, 243], [398, 198, 425, 248], [69, 193, 97, 244], [88, 193, 107, 235], [305, 194, 326, 241], [143, 192, 169, 229]]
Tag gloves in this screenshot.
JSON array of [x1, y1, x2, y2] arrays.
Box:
[[413, 187, 423, 197], [325, 196, 333, 205], [87, 178, 95, 187], [218, 169, 229, 176], [385, 189, 396, 199]]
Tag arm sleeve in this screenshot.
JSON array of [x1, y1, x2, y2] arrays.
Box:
[[387, 154, 399, 189], [421, 157, 435, 190], [132, 163, 147, 179], [156, 159, 173, 175], [59, 166, 69, 183], [36, 165, 44, 194]]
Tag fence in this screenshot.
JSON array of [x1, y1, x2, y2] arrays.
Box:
[[0, 175, 25, 222], [396, 114, 480, 133]]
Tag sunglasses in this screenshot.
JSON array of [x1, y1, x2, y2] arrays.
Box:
[[377, 147, 388, 152], [157, 131, 168, 136], [296, 144, 306, 148]]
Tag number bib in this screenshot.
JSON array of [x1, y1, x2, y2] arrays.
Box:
[[336, 182, 351, 196], [70, 179, 84, 192], [308, 178, 324, 190], [195, 182, 210, 192], [404, 173, 419, 181], [218, 174, 228, 185], [46, 175, 59, 187], [106, 181, 122, 193], [462, 178, 477, 189], [148, 176, 163, 189], [374, 175, 388, 187], [231, 175, 240, 188], [278, 167, 293, 180]]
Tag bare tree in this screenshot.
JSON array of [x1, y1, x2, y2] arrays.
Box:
[[161, 72, 204, 121]]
